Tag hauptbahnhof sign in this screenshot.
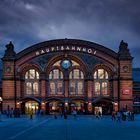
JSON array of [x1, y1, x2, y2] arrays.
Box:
[[35, 45, 97, 56]]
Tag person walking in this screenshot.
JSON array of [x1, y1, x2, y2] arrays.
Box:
[[116, 111, 121, 122], [98, 111, 102, 119], [111, 111, 116, 121], [73, 109, 77, 119], [64, 108, 67, 119], [131, 112, 135, 121], [30, 109, 33, 120]]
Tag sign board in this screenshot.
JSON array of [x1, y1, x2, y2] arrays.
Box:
[[122, 89, 131, 95]]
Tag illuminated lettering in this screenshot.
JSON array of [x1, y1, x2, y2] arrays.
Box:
[[77, 47, 81, 51], [56, 46, 59, 50], [94, 51, 97, 55], [46, 48, 50, 52], [51, 47, 55, 51], [41, 50, 45, 54], [82, 48, 86, 52], [87, 49, 92, 53], [35, 46, 96, 56], [61, 46, 64, 50], [36, 51, 40, 55], [71, 46, 75, 50], [66, 46, 70, 50]]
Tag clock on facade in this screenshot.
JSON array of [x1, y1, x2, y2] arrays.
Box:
[[6, 66, 11, 73], [123, 65, 129, 72], [61, 59, 72, 69]]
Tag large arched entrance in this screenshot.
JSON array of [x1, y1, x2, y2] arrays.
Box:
[[25, 101, 39, 114], [93, 98, 114, 115], [69, 99, 87, 114], [46, 99, 64, 114], [20, 98, 41, 114]]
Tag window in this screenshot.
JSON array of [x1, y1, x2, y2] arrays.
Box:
[[78, 82, 83, 95], [94, 69, 109, 96], [69, 69, 84, 95], [25, 69, 39, 95], [95, 82, 100, 95], [50, 82, 55, 94], [49, 69, 64, 95], [26, 82, 32, 94], [70, 82, 75, 95], [102, 82, 108, 95]]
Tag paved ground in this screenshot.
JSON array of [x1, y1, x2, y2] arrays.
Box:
[[0, 114, 140, 140]]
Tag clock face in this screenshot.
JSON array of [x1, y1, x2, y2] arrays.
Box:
[[123, 65, 129, 72], [6, 66, 11, 73], [61, 60, 71, 69]]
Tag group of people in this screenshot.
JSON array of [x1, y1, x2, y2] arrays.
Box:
[[111, 110, 135, 122], [53, 108, 78, 119], [1, 107, 136, 122], [4, 108, 21, 118]]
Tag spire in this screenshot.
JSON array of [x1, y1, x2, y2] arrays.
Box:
[[118, 40, 133, 60], [3, 41, 16, 60]]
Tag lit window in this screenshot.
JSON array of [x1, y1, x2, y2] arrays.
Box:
[[98, 69, 104, 79], [105, 71, 108, 79], [25, 69, 40, 95], [94, 71, 97, 79], [70, 82, 75, 94], [81, 71, 84, 79], [54, 69, 59, 79], [53, 61, 61, 66], [102, 82, 108, 95], [49, 71, 53, 79], [50, 82, 55, 94], [69, 69, 84, 95], [49, 69, 64, 95], [95, 82, 100, 95], [33, 82, 39, 94], [25, 69, 39, 79], [71, 60, 80, 66], [94, 69, 109, 96], [78, 82, 83, 95], [69, 69, 84, 80], [26, 82, 32, 94], [74, 69, 79, 79], [57, 81, 63, 94]]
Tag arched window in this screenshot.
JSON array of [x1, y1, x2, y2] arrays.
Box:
[[49, 69, 64, 95], [94, 69, 109, 96], [25, 69, 39, 95], [69, 69, 84, 95]]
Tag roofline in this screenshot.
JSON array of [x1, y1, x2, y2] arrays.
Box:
[[16, 39, 118, 60]]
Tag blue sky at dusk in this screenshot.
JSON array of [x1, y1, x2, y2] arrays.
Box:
[[0, 0, 140, 67]]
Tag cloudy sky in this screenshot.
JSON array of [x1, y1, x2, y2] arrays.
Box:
[[0, 0, 140, 67]]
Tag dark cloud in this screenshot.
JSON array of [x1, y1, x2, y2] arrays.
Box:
[[0, 0, 140, 67]]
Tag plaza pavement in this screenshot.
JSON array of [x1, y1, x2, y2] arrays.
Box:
[[0, 114, 140, 140]]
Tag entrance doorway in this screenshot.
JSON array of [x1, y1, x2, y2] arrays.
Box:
[[47, 100, 64, 114], [93, 98, 113, 115], [25, 101, 39, 114], [69, 100, 85, 114]]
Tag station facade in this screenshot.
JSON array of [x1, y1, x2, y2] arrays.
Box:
[[1, 39, 133, 114]]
